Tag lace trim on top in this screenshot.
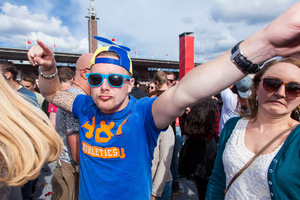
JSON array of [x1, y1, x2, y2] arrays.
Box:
[[222, 118, 283, 200]]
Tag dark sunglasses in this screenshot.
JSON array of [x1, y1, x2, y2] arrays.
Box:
[[148, 86, 154, 89], [86, 73, 131, 88], [167, 79, 174, 84], [262, 78, 300, 98]]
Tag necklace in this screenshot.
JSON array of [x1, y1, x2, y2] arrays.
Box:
[[72, 82, 88, 95]]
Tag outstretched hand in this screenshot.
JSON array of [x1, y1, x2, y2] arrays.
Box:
[[264, 2, 300, 58], [27, 40, 56, 70]]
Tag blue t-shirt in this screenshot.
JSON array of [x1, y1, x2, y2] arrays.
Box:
[[73, 95, 162, 200], [17, 86, 39, 107]]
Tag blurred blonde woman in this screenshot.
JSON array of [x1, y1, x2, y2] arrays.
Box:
[[0, 73, 63, 196]]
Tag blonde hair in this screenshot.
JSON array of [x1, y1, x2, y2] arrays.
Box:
[[154, 71, 167, 88], [0, 74, 63, 186]]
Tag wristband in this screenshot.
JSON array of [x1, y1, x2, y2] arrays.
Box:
[[38, 67, 58, 79], [230, 41, 260, 74]]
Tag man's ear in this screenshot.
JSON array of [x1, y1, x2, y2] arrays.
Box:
[[3, 71, 11, 80], [80, 69, 88, 80], [127, 78, 135, 93], [129, 78, 135, 87]]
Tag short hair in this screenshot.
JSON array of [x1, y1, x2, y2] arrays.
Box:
[[98, 51, 119, 59], [154, 71, 167, 86], [22, 75, 36, 86], [0, 61, 18, 81], [58, 67, 75, 83], [165, 71, 176, 79]]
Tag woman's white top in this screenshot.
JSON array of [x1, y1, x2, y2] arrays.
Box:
[[222, 119, 283, 200]]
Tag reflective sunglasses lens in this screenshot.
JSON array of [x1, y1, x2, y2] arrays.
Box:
[[108, 74, 124, 87], [263, 78, 281, 92], [88, 74, 103, 86], [286, 83, 300, 97]]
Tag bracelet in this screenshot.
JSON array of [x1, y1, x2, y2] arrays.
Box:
[[38, 67, 58, 79], [230, 41, 260, 74]]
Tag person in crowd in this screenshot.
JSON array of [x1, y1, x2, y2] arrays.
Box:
[[179, 99, 219, 200], [150, 90, 175, 200], [154, 71, 168, 91], [51, 53, 93, 200], [0, 61, 39, 107], [0, 61, 40, 199], [147, 81, 157, 95], [165, 71, 176, 88], [0, 64, 62, 200], [129, 70, 147, 99], [219, 76, 252, 134], [206, 57, 300, 199], [21, 75, 45, 108], [235, 76, 252, 115], [27, 2, 300, 199], [153, 71, 183, 198], [32, 67, 75, 200], [48, 67, 75, 129]]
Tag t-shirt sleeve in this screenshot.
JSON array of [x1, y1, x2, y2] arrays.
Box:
[[72, 94, 94, 120], [137, 97, 167, 133]]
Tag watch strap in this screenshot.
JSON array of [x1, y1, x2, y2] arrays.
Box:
[[230, 41, 260, 74]]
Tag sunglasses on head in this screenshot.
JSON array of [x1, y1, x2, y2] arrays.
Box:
[[86, 73, 131, 88], [262, 78, 300, 98]]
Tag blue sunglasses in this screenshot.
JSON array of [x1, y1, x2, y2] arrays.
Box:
[[86, 73, 131, 88]]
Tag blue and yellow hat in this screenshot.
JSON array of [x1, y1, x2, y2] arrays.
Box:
[[89, 46, 133, 75]]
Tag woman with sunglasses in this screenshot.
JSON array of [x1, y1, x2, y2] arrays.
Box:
[[206, 57, 300, 199], [147, 81, 157, 95]]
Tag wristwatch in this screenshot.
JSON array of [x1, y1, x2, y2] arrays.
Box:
[[230, 41, 260, 74]]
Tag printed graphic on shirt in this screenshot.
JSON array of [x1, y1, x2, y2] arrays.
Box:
[[81, 116, 128, 159]]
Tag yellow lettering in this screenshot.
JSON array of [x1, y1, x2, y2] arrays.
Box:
[[113, 148, 118, 157], [116, 118, 128, 136], [82, 116, 95, 138], [81, 142, 125, 159], [95, 120, 115, 143], [120, 148, 126, 159], [95, 148, 99, 157]]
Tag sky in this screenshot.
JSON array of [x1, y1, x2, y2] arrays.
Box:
[[0, 0, 298, 63]]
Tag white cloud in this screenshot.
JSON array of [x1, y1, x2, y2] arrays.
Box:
[[210, 0, 295, 24], [0, 0, 299, 62], [0, 2, 87, 52]]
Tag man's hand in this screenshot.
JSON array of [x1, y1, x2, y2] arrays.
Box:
[[27, 40, 56, 71], [264, 2, 300, 58]]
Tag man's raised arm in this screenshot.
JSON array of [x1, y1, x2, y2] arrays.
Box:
[[153, 2, 300, 129], [27, 40, 77, 113]]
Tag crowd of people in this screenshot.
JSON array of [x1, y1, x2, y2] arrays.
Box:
[[0, 2, 300, 200]]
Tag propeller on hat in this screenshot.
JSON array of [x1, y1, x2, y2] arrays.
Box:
[[94, 36, 131, 52]]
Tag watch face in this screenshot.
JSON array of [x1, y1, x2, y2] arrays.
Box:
[[231, 42, 260, 74]]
